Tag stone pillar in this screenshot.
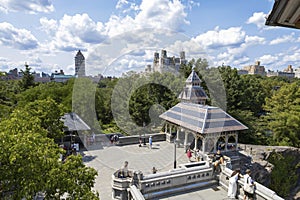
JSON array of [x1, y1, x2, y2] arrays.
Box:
[[164, 124, 168, 134], [213, 137, 218, 153], [235, 132, 238, 151], [194, 133, 198, 151], [184, 131, 188, 151], [202, 137, 206, 153], [225, 135, 228, 152], [176, 127, 180, 141]]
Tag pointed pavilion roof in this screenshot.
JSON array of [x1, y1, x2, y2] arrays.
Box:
[[159, 102, 248, 134], [178, 70, 208, 103], [185, 69, 202, 85]]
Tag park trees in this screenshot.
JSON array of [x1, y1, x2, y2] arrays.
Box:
[[264, 81, 300, 147], [0, 101, 99, 199], [19, 63, 35, 90]]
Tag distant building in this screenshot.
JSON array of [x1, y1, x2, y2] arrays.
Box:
[[75, 50, 85, 77], [33, 71, 51, 83], [243, 61, 266, 76], [237, 69, 249, 75], [152, 50, 187, 73], [267, 65, 295, 79], [294, 67, 300, 78], [51, 70, 74, 83]]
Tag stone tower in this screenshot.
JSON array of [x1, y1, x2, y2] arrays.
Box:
[[75, 50, 85, 77], [178, 68, 208, 105]]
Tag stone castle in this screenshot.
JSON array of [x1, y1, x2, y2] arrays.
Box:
[[145, 50, 187, 73]]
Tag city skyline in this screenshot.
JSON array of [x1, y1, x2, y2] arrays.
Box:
[[0, 0, 299, 77]]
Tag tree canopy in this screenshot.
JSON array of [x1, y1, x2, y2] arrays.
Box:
[[0, 98, 99, 199]]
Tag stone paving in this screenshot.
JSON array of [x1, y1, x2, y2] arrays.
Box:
[[82, 141, 228, 200]]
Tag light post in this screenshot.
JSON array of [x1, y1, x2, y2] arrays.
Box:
[[143, 122, 146, 145], [174, 138, 177, 169]]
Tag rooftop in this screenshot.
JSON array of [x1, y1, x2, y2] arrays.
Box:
[[159, 102, 248, 134]]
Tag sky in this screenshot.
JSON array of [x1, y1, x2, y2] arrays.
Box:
[[0, 0, 299, 77]]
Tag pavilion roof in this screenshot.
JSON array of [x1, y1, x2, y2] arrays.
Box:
[[159, 102, 248, 134], [61, 112, 91, 132]]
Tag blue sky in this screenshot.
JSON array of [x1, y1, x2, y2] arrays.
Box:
[[0, 0, 299, 77]]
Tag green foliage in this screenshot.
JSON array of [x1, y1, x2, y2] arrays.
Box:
[[0, 80, 20, 119], [17, 80, 74, 112], [21, 98, 65, 139], [19, 63, 35, 90], [111, 71, 183, 135], [0, 105, 99, 199], [268, 152, 298, 198], [264, 82, 300, 147]]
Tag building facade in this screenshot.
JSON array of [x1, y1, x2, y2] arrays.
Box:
[[243, 61, 266, 76], [75, 50, 85, 77], [152, 50, 187, 73]]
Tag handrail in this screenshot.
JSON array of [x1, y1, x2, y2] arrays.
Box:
[[128, 185, 145, 200]]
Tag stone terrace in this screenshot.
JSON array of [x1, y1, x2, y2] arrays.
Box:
[[82, 140, 228, 200]]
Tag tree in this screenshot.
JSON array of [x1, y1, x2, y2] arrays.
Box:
[[264, 82, 300, 147], [19, 63, 35, 90], [0, 107, 99, 199], [20, 98, 65, 139], [268, 152, 298, 198]]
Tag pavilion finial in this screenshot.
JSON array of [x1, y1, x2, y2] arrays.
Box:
[[192, 64, 196, 71]]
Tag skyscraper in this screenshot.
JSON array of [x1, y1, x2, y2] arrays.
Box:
[[75, 50, 85, 77]]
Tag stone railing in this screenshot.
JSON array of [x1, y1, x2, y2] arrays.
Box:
[[112, 169, 135, 200], [116, 133, 166, 146], [112, 161, 216, 200], [219, 168, 284, 200], [128, 185, 145, 200], [137, 161, 216, 199]]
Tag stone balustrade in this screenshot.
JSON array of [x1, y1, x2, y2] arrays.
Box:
[[219, 168, 284, 200], [116, 133, 166, 146], [113, 159, 284, 200], [112, 161, 217, 200]]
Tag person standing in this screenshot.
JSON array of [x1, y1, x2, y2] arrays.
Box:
[[120, 161, 129, 178], [187, 148, 192, 162], [149, 136, 153, 149], [152, 167, 157, 174], [228, 170, 240, 199], [195, 149, 201, 162], [243, 169, 255, 200]]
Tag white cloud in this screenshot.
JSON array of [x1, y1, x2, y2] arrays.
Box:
[[40, 14, 106, 52], [258, 54, 278, 65], [193, 27, 246, 49], [0, 22, 38, 50], [39, 17, 57, 36], [270, 34, 295, 45], [135, 0, 189, 31], [245, 35, 266, 45], [0, 0, 54, 14], [246, 12, 267, 29]]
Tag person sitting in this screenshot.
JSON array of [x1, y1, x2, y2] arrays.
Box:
[[213, 150, 224, 172]]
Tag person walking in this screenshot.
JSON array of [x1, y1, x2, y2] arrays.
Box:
[[228, 170, 240, 199], [149, 136, 153, 149]]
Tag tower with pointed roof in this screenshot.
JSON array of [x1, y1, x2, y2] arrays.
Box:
[[178, 69, 208, 105], [75, 50, 85, 77]]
